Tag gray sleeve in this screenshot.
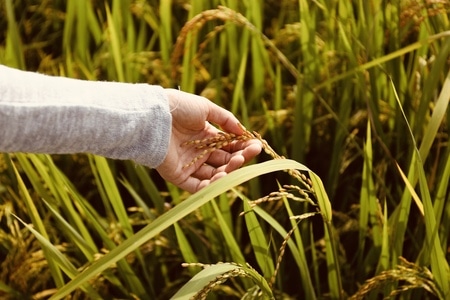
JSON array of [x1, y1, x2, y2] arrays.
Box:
[[0, 65, 171, 168]]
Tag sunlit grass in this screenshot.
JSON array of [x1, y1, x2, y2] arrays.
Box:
[[0, 0, 449, 299]]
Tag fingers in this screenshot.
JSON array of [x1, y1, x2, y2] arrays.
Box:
[[238, 141, 262, 162], [177, 176, 206, 194], [180, 166, 233, 193], [184, 143, 261, 193], [205, 140, 262, 167], [206, 101, 243, 135], [177, 171, 227, 194], [191, 163, 217, 180]]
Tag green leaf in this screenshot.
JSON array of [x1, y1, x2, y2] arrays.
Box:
[[13, 215, 101, 298], [309, 172, 332, 223], [171, 263, 240, 299], [417, 160, 449, 299], [50, 159, 311, 299], [174, 222, 199, 273], [12, 155, 65, 288], [253, 206, 317, 299], [242, 199, 275, 279], [309, 160, 342, 299], [211, 200, 246, 265], [105, 3, 124, 82]]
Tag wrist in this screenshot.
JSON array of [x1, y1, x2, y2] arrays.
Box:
[[164, 88, 180, 113]]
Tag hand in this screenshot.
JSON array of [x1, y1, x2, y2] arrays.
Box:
[[156, 89, 262, 193]]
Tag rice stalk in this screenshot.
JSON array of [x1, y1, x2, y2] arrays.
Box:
[[182, 123, 313, 191], [240, 184, 315, 211], [3, 0, 24, 68], [170, 5, 299, 82], [50, 159, 307, 299], [269, 212, 318, 290], [350, 257, 443, 299], [181, 123, 335, 297], [2, 1, 448, 298], [181, 262, 252, 300]]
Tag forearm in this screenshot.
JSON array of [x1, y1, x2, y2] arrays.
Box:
[[0, 65, 171, 168]]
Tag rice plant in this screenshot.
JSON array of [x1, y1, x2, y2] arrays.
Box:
[[0, 0, 449, 299]]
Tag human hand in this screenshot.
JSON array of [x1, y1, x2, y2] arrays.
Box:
[[156, 89, 262, 193]]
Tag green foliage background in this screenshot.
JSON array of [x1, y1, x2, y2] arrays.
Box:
[[0, 0, 449, 299]]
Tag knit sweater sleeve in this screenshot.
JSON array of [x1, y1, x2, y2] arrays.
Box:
[[0, 65, 171, 168]]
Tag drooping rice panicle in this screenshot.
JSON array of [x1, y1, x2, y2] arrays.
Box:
[[181, 123, 314, 192]]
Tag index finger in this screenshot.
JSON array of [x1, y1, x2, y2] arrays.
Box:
[[206, 101, 243, 135]]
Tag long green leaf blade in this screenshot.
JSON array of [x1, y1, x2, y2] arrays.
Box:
[[50, 159, 311, 299]]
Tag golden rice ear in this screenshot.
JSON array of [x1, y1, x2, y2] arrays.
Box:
[[181, 125, 313, 191], [350, 257, 440, 299], [180, 127, 256, 169]]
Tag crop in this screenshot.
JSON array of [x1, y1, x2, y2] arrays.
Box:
[[0, 0, 449, 299]]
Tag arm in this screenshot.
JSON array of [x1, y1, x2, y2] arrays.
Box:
[[0, 65, 262, 193], [0, 65, 171, 168]]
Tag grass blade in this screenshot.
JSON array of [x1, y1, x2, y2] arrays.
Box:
[[390, 70, 450, 298], [211, 200, 246, 265], [416, 159, 449, 299], [4, 0, 24, 68], [171, 262, 273, 299], [309, 172, 341, 299], [105, 3, 124, 82], [12, 155, 65, 288], [253, 206, 317, 299], [174, 222, 199, 269], [91, 156, 133, 237], [13, 215, 101, 297], [242, 199, 275, 279], [171, 263, 241, 299], [50, 159, 312, 299]]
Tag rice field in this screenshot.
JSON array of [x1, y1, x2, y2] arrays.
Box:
[[0, 0, 449, 299]]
